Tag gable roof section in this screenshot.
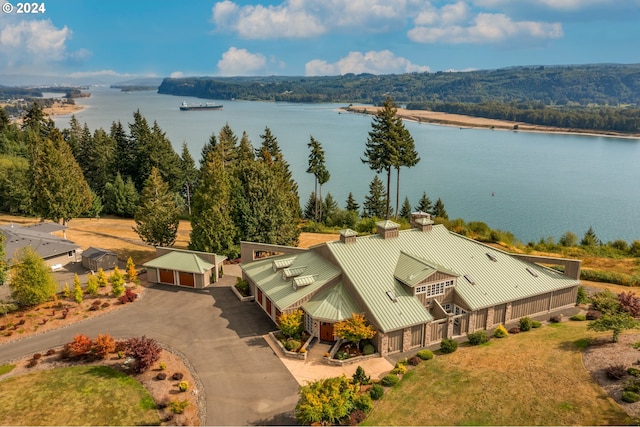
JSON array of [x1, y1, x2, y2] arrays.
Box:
[[393, 251, 458, 287], [143, 251, 216, 274], [303, 282, 360, 323], [1, 223, 79, 262], [82, 247, 117, 260], [325, 225, 577, 332], [242, 250, 341, 311]]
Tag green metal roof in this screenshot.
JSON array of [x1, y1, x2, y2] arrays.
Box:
[[393, 251, 458, 287], [303, 282, 360, 322], [143, 251, 218, 274], [241, 250, 341, 311], [325, 225, 577, 332]]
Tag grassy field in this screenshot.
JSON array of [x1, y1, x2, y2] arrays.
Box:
[[0, 365, 160, 426], [364, 322, 631, 426]]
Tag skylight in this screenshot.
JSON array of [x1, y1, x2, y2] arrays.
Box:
[[486, 253, 498, 262], [386, 291, 398, 302], [526, 267, 539, 277], [464, 274, 476, 285]]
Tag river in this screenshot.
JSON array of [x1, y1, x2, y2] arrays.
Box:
[[52, 87, 640, 244]]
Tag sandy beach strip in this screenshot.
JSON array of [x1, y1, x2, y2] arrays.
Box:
[[43, 101, 87, 117]]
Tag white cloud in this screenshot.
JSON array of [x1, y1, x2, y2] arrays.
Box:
[[305, 50, 430, 76], [211, 0, 422, 39], [409, 12, 562, 44], [0, 19, 71, 63], [68, 70, 157, 79], [472, 0, 632, 10], [170, 71, 185, 78], [217, 47, 268, 76]]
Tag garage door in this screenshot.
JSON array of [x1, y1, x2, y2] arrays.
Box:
[[159, 269, 174, 284], [387, 330, 403, 353], [178, 272, 195, 287]]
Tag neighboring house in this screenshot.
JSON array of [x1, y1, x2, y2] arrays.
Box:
[[81, 247, 118, 272], [0, 222, 79, 268], [143, 247, 226, 289], [240, 212, 581, 356]]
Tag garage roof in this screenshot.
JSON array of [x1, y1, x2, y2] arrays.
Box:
[[143, 251, 217, 274]]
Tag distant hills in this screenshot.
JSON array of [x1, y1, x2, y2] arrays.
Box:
[[157, 63, 640, 106]]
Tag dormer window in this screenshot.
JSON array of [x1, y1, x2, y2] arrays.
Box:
[[272, 257, 296, 271]]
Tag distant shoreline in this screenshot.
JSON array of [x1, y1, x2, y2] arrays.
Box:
[[344, 106, 640, 140], [43, 101, 87, 117]]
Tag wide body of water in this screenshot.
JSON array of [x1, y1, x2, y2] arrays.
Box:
[[53, 87, 640, 244]]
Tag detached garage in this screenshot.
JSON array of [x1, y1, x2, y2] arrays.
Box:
[[143, 248, 226, 289], [81, 247, 118, 272]]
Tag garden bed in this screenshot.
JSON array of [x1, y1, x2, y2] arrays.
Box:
[[267, 331, 313, 360], [324, 339, 380, 366]]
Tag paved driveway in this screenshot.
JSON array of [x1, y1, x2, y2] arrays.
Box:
[[0, 281, 300, 426]]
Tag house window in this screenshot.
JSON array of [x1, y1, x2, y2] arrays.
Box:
[[427, 282, 445, 296], [68, 251, 74, 257], [415, 285, 427, 294], [305, 312, 313, 334], [445, 280, 455, 287]]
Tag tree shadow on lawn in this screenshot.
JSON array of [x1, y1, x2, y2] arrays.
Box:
[[557, 337, 593, 352]]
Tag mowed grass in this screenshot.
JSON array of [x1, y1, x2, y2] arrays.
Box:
[[364, 322, 631, 426], [0, 365, 160, 426]]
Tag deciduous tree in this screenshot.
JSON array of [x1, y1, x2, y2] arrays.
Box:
[[333, 313, 376, 351], [278, 309, 304, 339], [8, 246, 57, 307], [588, 312, 639, 343]]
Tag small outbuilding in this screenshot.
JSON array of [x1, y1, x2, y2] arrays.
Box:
[[81, 247, 119, 272], [143, 247, 226, 289]]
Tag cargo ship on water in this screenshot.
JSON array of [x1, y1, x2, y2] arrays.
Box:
[[179, 101, 223, 111]]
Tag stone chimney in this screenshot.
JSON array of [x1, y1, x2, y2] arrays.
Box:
[[410, 211, 434, 232], [376, 220, 399, 239], [339, 229, 358, 244]]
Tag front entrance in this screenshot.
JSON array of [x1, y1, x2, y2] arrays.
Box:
[[320, 322, 335, 342]]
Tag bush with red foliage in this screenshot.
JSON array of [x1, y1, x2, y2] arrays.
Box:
[[125, 336, 162, 374], [349, 409, 366, 426], [118, 288, 138, 304], [408, 356, 422, 366], [619, 291, 640, 317], [586, 310, 602, 320], [509, 327, 520, 334], [92, 333, 116, 359], [64, 334, 93, 358]]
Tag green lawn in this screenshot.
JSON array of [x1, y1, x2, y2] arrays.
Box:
[[0, 365, 160, 426], [364, 322, 632, 426]]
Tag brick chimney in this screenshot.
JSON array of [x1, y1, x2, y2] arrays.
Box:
[[339, 229, 358, 244], [410, 211, 433, 232], [376, 220, 399, 239]]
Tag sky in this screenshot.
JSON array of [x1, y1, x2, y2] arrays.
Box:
[[0, 0, 639, 85]]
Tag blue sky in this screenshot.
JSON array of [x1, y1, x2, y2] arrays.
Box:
[[0, 0, 639, 84]]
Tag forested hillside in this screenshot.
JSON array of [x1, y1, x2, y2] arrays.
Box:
[[158, 64, 640, 106]]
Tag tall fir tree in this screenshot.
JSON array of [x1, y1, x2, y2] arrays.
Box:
[[62, 115, 83, 158], [29, 128, 92, 224], [363, 175, 387, 218], [393, 121, 420, 219], [303, 191, 318, 221], [21, 102, 54, 139], [306, 136, 330, 222], [236, 131, 254, 163], [399, 196, 412, 221], [322, 192, 339, 224], [110, 120, 135, 179], [217, 122, 238, 167], [189, 147, 238, 256], [82, 128, 117, 196], [179, 142, 198, 215], [103, 173, 139, 217], [432, 198, 448, 220], [345, 192, 360, 213], [362, 97, 400, 220], [133, 167, 180, 247], [415, 192, 432, 214]]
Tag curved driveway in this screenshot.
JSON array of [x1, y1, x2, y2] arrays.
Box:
[[0, 282, 300, 426]]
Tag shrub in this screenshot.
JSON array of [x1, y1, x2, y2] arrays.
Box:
[[381, 374, 400, 387], [586, 310, 602, 320], [124, 336, 162, 374], [570, 314, 587, 321], [283, 339, 301, 352], [234, 278, 250, 297], [467, 330, 489, 345], [85, 274, 99, 296], [336, 351, 349, 360], [549, 315, 562, 323], [349, 409, 367, 425], [606, 364, 627, 380], [168, 399, 190, 414], [628, 367, 640, 377], [440, 338, 458, 354], [177, 381, 188, 392], [493, 325, 508, 338], [73, 281, 83, 304], [172, 372, 184, 380], [92, 333, 115, 359], [26, 358, 38, 368], [632, 341, 640, 350], [519, 317, 533, 331], [352, 366, 370, 385], [391, 364, 407, 375], [416, 349, 434, 360], [65, 334, 93, 358], [45, 349, 56, 356], [531, 320, 542, 328], [509, 327, 520, 334], [118, 288, 138, 304], [159, 361, 166, 370], [110, 266, 125, 297], [369, 383, 384, 400], [408, 356, 422, 366], [362, 344, 375, 355], [353, 393, 373, 413], [156, 372, 167, 380], [622, 391, 640, 403], [624, 378, 640, 393], [590, 289, 620, 315], [619, 291, 640, 317], [62, 283, 71, 298]]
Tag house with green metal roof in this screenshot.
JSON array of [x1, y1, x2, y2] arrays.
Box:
[[240, 212, 580, 356], [143, 247, 226, 288]]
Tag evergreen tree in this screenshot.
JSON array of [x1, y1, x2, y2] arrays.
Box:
[[103, 173, 139, 217], [110, 120, 135, 179], [63, 115, 83, 157], [179, 142, 198, 215], [21, 102, 54, 139], [217, 123, 238, 167], [415, 192, 432, 214], [363, 175, 387, 218], [126, 257, 139, 285], [133, 167, 180, 247], [322, 192, 339, 224], [345, 192, 360, 213], [73, 275, 83, 304], [189, 147, 238, 256], [110, 266, 125, 297], [581, 227, 601, 246], [303, 192, 318, 221], [393, 121, 420, 219], [236, 131, 254, 163], [29, 128, 93, 224], [85, 273, 99, 296], [82, 128, 117, 196], [200, 132, 217, 168], [83, 189, 103, 219], [432, 197, 448, 220], [97, 268, 108, 288], [362, 97, 400, 219], [0, 156, 31, 215], [306, 136, 330, 222], [399, 196, 412, 221], [8, 246, 57, 307]]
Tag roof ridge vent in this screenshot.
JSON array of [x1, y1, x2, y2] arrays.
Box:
[[486, 252, 498, 262], [272, 257, 296, 271]]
